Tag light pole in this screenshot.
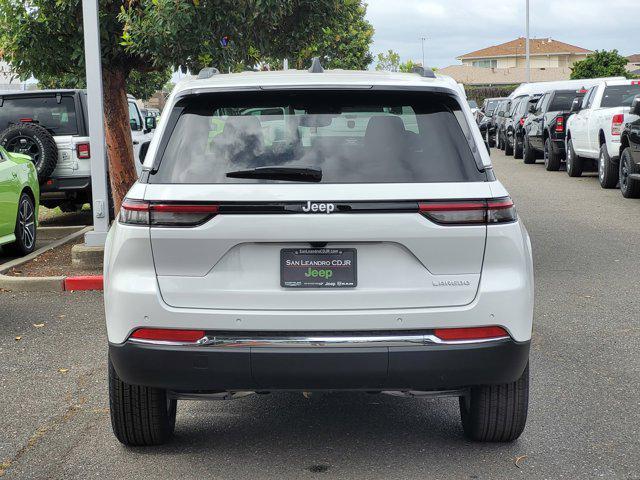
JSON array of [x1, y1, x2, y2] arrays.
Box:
[[81, 0, 110, 246], [525, 0, 531, 83], [421, 36, 427, 67]]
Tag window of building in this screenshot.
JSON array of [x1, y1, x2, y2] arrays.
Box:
[[472, 59, 498, 68]]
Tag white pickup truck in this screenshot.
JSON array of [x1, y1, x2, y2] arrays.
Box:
[[565, 79, 640, 187]]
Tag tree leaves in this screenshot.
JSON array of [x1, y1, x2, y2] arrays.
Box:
[[570, 50, 635, 80]]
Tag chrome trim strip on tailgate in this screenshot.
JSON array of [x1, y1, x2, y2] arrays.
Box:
[[129, 333, 510, 348]]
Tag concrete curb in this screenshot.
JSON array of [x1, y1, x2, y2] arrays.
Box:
[[0, 226, 94, 292], [38, 225, 87, 241]]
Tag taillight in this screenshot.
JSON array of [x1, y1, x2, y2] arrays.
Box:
[[76, 142, 91, 159], [119, 199, 219, 227], [611, 114, 624, 136], [519, 117, 525, 126], [434, 326, 509, 342], [419, 197, 516, 225], [130, 328, 205, 343], [555, 117, 564, 133]]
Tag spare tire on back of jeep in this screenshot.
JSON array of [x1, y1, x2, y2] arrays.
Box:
[[0, 122, 58, 184]]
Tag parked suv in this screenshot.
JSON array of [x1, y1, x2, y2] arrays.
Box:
[[0, 90, 155, 212], [523, 89, 586, 170], [479, 97, 508, 147], [494, 99, 512, 151], [505, 95, 540, 158], [565, 79, 640, 185], [618, 95, 640, 198], [104, 66, 534, 446]]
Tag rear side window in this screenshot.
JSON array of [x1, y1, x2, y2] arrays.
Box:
[[151, 90, 485, 184], [601, 84, 640, 108], [549, 91, 584, 111], [0, 96, 78, 135]]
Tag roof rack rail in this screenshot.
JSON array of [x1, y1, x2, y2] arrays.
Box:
[[412, 66, 436, 79], [197, 67, 220, 80], [308, 57, 324, 73]]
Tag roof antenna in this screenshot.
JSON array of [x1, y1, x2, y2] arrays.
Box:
[[309, 57, 324, 73], [411, 65, 436, 79], [197, 67, 220, 79]]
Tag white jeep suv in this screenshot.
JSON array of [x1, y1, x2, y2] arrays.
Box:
[[104, 64, 534, 446]]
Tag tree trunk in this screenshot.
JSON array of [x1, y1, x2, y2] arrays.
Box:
[[102, 67, 137, 216]]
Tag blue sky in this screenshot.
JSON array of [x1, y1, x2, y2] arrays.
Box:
[[365, 0, 640, 68]]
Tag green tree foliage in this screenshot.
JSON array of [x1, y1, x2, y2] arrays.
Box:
[[375, 50, 400, 72], [399, 60, 419, 73], [294, 0, 373, 70], [0, 0, 373, 212], [126, 69, 173, 100], [570, 50, 633, 80]]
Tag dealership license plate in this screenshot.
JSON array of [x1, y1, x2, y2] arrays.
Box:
[[281, 248, 357, 288]]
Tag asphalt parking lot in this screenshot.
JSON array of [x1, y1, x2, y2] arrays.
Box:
[[1, 149, 639, 479]]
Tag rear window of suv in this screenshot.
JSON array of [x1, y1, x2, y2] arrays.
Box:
[[0, 96, 78, 135], [601, 84, 640, 108], [150, 90, 485, 184]]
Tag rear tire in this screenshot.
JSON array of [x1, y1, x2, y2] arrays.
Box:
[[523, 136, 536, 164], [598, 144, 618, 189], [4, 192, 37, 256], [459, 363, 529, 442], [544, 137, 561, 171], [108, 358, 177, 446], [619, 148, 640, 198], [0, 123, 58, 184], [514, 134, 523, 159], [505, 133, 514, 156], [566, 138, 583, 177]]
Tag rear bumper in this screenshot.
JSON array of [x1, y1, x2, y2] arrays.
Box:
[[40, 176, 91, 199], [109, 337, 530, 391]]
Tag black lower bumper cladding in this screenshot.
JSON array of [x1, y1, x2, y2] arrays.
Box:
[[109, 338, 530, 392]]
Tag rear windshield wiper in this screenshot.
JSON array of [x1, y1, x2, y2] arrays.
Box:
[[226, 166, 322, 182]]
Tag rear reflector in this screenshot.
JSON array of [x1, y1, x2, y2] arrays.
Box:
[[611, 114, 624, 136], [419, 197, 516, 225], [434, 326, 509, 341], [130, 328, 205, 343], [76, 142, 91, 159], [119, 199, 219, 227]]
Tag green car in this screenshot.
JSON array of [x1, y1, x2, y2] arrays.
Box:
[[0, 146, 39, 256]]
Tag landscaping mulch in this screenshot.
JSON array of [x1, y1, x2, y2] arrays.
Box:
[[5, 237, 102, 277]]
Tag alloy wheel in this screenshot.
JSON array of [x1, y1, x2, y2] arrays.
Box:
[[5, 136, 41, 164], [621, 156, 629, 190], [18, 197, 36, 250]]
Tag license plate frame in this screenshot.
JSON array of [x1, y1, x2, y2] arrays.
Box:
[[280, 248, 357, 288]]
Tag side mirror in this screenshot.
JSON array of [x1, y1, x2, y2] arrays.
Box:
[[145, 116, 157, 132], [497, 111, 505, 117], [570, 98, 582, 113], [139, 140, 150, 164], [631, 96, 640, 116], [528, 104, 537, 114]]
